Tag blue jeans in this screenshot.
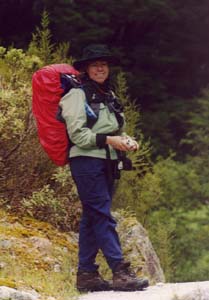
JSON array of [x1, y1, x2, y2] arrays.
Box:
[[70, 156, 123, 272]]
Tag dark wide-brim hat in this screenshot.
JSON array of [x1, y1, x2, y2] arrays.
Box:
[[73, 44, 119, 70]]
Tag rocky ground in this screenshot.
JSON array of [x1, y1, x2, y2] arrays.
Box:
[[0, 208, 165, 299], [1, 281, 209, 300], [79, 281, 209, 300], [2, 208, 208, 300]]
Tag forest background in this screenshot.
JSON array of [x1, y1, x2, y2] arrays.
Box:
[[0, 0, 209, 284]]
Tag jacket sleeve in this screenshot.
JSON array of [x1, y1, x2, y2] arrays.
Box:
[[59, 88, 97, 149]]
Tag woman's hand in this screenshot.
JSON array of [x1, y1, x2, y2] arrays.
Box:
[[106, 136, 139, 151]]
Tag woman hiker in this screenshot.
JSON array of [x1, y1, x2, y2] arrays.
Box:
[[60, 44, 149, 292]]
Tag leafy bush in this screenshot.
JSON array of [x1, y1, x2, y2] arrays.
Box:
[[22, 183, 80, 231], [153, 156, 203, 210], [148, 156, 209, 282], [147, 209, 175, 281], [0, 12, 80, 228], [28, 10, 73, 66], [182, 89, 209, 156]]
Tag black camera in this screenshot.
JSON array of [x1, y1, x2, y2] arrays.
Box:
[[117, 156, 133, 171]]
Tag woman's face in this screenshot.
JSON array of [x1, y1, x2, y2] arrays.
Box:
[[86, 60, 109, 84]]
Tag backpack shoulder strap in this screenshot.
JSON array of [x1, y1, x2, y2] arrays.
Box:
[[57, 84, 100, 129], [79, 85, 100, 129]]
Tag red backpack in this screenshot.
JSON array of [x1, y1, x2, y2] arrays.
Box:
[[32, 64, 80, 166]]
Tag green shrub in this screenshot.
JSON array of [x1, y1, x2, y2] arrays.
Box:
[[0, 12, 76, 215], [22, 184, 80, 231], [153, 155, 203, 210], [149, 156, 209, 282], [147, 209, 175, 281]]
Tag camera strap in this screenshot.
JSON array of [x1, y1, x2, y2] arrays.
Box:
[[105, 146, 121, 181]]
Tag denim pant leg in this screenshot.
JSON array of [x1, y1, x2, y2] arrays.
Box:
[[70, 156, 123, 271], [78, 208, 99, 272]]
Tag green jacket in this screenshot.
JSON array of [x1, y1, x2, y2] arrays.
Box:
[[60, 88, 125, 160]]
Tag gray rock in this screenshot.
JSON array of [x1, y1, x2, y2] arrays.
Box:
[[131, 224, 165, 283], [114, 211, 165, 284], [0, 262, 7, 269], [28, 237, 52, 254], [0, 286, 39, 300], [53, 263, 61, 273], [0, 240, 12, 249]]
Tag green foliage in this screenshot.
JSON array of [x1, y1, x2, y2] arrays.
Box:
[[115, 71, 151, 168], [141, 98, 194, 158], [182, 89, 209, 156], [147, 210, 175, 281], [22, 185, 65, 227], [0, 47, 42, 88], [148, 96, 209, 280], [148, 156, 209, 282], [0, 45, 45, 205], [172, 207, 209, 282], [114, 169, 162, 223], [0, 84, 29, 140], [22, 184, 80, 231], [28, 10, 53, 65], [0, 46, 6, 57], [51, 166, 73, 188], [116, 72, 141, 139], [52, 41, 73, 64], [28, 10, 73, 65], [0, 13, 80, 230], [181, 91, 209, 205], [153, 156, 203, 210]]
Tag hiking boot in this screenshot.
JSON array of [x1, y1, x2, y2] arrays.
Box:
[[76, 270, 111, 292], [112, 261, 149, 291]]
